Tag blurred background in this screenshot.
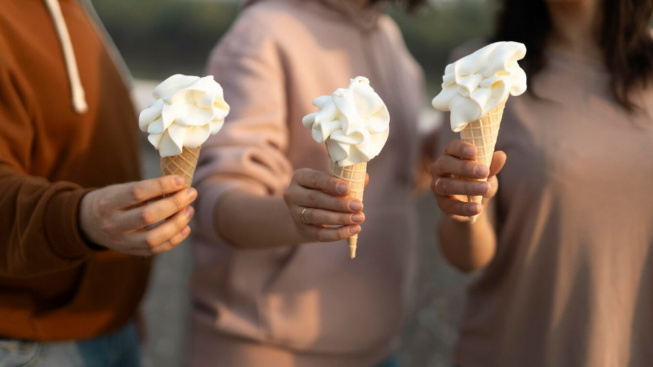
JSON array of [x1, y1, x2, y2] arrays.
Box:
[[92, 0, 496, 366]]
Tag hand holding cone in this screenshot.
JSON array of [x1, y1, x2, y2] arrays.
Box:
[[329, 159, 367, 258], [432, 42, 527, 222], [460, 102, 504, 222], [303, 77, 390, 258]]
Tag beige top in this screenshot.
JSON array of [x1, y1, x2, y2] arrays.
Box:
[[447, 49, 653, 367], [189, 0, 425, 365]]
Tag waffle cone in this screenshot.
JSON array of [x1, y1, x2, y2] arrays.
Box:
[[460, 102, 505, 223], [160, 147, 201, 188], [329, 159, 367, 259]]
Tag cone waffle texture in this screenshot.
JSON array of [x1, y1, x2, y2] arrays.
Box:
[[460, 102, 505, 222], [329, 160, 367, 259], [160, 146, 201, 188]]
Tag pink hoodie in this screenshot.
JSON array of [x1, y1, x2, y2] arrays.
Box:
[[189, 0, 425, 365]]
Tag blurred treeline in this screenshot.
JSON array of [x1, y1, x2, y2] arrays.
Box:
[[94, 0, 496, 93]]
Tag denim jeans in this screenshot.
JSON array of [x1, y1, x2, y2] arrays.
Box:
[[376, 354, 401, 367], [0, 322, 140, 367]]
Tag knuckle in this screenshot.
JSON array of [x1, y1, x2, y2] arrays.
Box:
[[144, 234, 159, 248], [306, 191, 319, 207], [131, 185, 146, 202], [99, 220, 116, 236], [140, 209, 156, 226], [316, 229, 331, 242], [97, 197, 112, 214]]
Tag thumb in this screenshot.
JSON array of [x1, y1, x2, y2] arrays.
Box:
[[489, 151, 507, 177]]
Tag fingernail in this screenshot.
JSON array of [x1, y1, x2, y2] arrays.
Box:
[[475, 165, 489, 178], [466, 203, 480, 215], [186, 206, 195, 217], [463, 146, 475, 158], [175, 176, 185, 186], [337, 183, 348, 195], [349, 201, 363, 211], [352, 214, 364, 223], [349, 225, 361, 234], [476, 183, 490, 195], [186, 188, 197, 199]]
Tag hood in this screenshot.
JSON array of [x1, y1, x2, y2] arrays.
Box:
[[245, 0, 383, 32]]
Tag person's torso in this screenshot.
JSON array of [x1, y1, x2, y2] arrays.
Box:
[[456, 49, 653, 367]]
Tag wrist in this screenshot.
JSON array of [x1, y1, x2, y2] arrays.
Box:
[[78, 191, 106, 250]]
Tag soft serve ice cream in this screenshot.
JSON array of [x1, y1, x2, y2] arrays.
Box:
[[302, 76, 390, 258], [432, 41, 527, 132], [432, 42, 527, 222], [302, 76, 390, 167], [139, 74, 230, 157], [139, 74, 230, 187]]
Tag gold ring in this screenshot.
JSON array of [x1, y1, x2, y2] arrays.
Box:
[[301, 208, 309, 224], [434, 178, 442, 195]]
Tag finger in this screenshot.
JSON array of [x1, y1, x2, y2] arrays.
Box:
[[432, 177, 489, 197], [303, 224, 361, 242], [489, 151, 507, 177], [435, 195, 481, 217], [115, 175, 187, 208], [117, 188, 197, 231], [433, 155, 489, 180], [364, 173, 370, 188], [294, 168, 349, 196], [133, 206, 194, 251], [443, 140, 477, 160], [299, 207, 365, 226], [290, 186, 362, 213], [485, 176, 499, 199], [150, 226, 192, 255]]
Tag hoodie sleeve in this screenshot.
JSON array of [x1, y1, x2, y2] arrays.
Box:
[[0, 45, 94, 278], [192, 13, 294, 242]]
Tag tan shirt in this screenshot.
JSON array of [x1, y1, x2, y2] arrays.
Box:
[[189, 0, 425, 365], [448, 49, 653, 367]]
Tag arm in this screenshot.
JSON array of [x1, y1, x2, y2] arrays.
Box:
[[215, 170, 364, 249], [194, 20, 362, 249], [431, 139, 506, 272], [0, 51, 196, 277]]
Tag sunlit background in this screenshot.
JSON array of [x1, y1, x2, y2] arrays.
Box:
[[91, 1, 495, 366]]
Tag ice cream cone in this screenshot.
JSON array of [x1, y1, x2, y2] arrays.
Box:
[[329, 159, 367, 259], [460, 102, 505, 223], [160, 146, 201, 188]]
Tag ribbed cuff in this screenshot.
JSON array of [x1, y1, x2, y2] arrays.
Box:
[[44, 188, 97, 259]]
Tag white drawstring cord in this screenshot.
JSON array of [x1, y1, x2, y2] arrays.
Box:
[[43, 0, 88, 114]]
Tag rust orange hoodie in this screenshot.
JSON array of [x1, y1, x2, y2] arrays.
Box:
[[0, 0, 151, 340]]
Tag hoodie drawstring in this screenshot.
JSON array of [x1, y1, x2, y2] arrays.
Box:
[[43, 0, 88, 114]]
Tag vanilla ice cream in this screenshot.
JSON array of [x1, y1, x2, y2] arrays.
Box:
[[432, 42, 527, 132], [302, 76, 390, 167], [139, 74, 230, 157]]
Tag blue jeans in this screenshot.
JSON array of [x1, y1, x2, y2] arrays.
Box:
[[0, 322, 140, 367], [376, 354, 401, 367]]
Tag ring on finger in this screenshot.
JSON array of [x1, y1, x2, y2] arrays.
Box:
[[434, 178, 443, 195], [301, 207, 309, 224]]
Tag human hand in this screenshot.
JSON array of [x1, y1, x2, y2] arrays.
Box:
[[283, 168, 366, 242], [80, 175, 197, 256], [431, 140, 506, 221]]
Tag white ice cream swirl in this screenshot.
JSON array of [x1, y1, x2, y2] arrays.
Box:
[[139, 74, 230, 157], [302, 77, 390, 167], [432, 41, 527, 132]]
